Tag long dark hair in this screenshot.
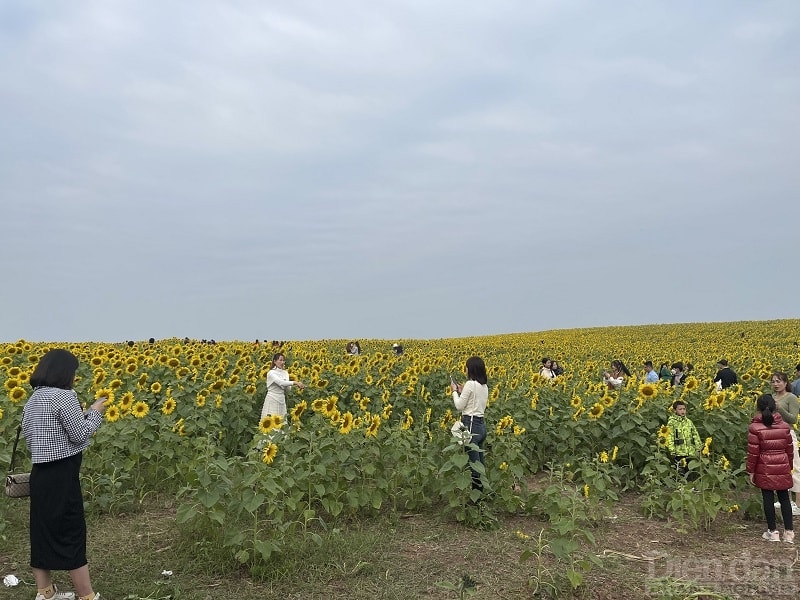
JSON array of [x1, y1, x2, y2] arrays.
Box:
[[612, 360, 631, 377], [466, 356, 488, 385], [757, 394, 777, 427], [271, 353, 285, 368], [29, 349, 79, 390]]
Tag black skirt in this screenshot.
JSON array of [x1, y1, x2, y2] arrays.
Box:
[[30, 452, 88, 570]]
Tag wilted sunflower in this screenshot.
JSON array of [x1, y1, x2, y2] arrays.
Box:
[[161, 397, 177, 415], [132, 401, 149, 419], [261, 442, 278, 464]]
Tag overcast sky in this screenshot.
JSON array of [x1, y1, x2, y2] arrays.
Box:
[[1, 1, 798, 344]]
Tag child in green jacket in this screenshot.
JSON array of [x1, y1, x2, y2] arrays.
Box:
[[666, 400, 702, 477]]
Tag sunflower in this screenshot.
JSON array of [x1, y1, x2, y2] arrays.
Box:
[[90, 356, 103, 367], [138, 373, 149, 387], [599, 451, 609, 463], [365, 415, 381, 438], [150, 381, 162, 394], [684, 376, 698, 391], [215, 394, 223, 409], [611, 446, 619, 461], [258, 415, 273, 434], [270, 414, 284, 430], [311, 398, 326, 413], [702, 437, 712, 456], [290, 400, 307, 422], [324, 395, 338, 416], [119, 392, 134, 412], [382, 404, 393, 420], [109, 378, 123, 390], [588, 403, 604, 420], [513, 425, 526, 435], [9, 386, 26, 403], [261, 442, 278, 464], [161, 397, 177, 415], [125, 362, 138, 374], [196, 394, 206, 408], [0, 407, 4, 420], [6, 366, 21, 377], [167, 358, 180, 368], [638, 383, 657, 399], [570, 395, 582, 408], [105, 405, 121, 423], [530, 393, 539, 410], [315, 378, 329, 389], [132, 401, 150, 419], [93, 370, 106, 385], [338, 412, 354, 434]]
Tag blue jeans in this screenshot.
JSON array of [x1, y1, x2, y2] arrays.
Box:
[[462, 415, 486, 491]]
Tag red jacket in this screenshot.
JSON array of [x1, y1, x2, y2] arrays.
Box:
[[747, 413, 793, 491]]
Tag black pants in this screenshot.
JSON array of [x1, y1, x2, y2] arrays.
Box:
[[762, 489, 793, 531]]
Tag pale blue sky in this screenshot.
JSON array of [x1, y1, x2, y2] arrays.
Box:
[[1, 1, 798, 343]]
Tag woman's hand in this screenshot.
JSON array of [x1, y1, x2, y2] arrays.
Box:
[[90, 397, 107, 413], [748, 473, 755, 486], [296, 381, 306, 390]]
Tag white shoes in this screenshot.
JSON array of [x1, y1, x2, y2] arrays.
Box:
[[762, 529, 780, 542], [34, 586, 75, 600]]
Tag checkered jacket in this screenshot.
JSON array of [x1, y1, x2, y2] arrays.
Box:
[[21, 386, 102, 464]]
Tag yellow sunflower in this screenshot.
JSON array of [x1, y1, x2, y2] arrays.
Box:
[[132, 401, 150, 419], [365, 415, 381, 438], [150, 381, 162, 394], [161, 397, 177, 416], [588, 403, 604, 420], [638, 383, 657, 399], [339, 412, 354, 435], [9, 386, 26, 403], [105, 405, 121, 423], [261, 443, 278, 464], [290, 400, 307, 422]]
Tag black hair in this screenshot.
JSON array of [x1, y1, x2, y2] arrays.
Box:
[[271, 353, 285, 367], [757, 394, 776, 427], [29, 349, 79, 390], [612, 360, 631, 377], [671, 362, 684, 372], [466, 356, 488, 385], [541, 357, 551, 365], [672, 400, 686, 411]]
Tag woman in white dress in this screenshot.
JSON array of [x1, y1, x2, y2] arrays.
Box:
[[260, 353, 306, 420]]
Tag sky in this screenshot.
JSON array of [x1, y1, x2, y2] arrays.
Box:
[[1, 1, 799, 344]]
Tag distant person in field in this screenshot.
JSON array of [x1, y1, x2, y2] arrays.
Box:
[[791, 364, 800, 396], [260, 353, 306, 421], [346, 341, 361, 355], [451, 356, 489, 492], [392, 343, 404, 356], [771, 371, 800, 516], [603, 360, 631, 390], [670, 362, 686, 386], [714, 359, 738, 390], [539, 357, 555, 379], [643, 360, 660, 384], [747, 394, 794, 543], [551, 360, 564, 377], [659, 362, 672, 382], [665, 400, 701, 479]]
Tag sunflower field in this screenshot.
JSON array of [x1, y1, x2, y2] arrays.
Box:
[[1, 320, 799, 566]]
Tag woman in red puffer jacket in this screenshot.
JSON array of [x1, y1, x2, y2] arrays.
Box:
[[747, 394, 794, 543]]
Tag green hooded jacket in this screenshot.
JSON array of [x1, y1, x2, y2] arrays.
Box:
[[665, 414, 701, 457]]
